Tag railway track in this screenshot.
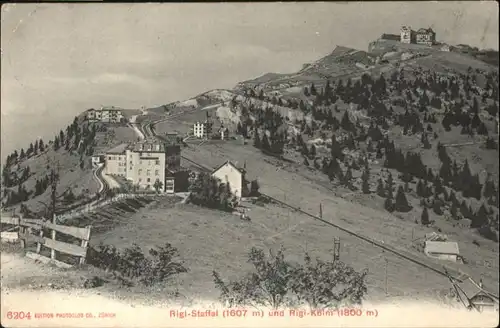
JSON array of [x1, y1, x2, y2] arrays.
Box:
[[136, 105, 469, 283]]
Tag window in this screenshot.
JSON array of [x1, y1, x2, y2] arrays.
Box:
[[147, 170, 151, 176], [147, 178, 151, 183], [155, 160, 160, 165], [138, 178, 142, 182], [138, 169, 142, 175], [155, 170, 159, 176], [108, 156, 112, 160]]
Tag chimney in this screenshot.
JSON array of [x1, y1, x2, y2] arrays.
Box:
[[479, 279, 483, 289]]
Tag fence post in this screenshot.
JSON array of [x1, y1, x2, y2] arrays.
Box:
[[36, 228, 44, 254], [18, 214, 25, 249], [51, 214, 57, 260], [79, 225, 92, 265]]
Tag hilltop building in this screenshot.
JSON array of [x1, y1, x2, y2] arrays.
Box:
[[399, 26, 436, 46], [211, 160, 246, 199], [400, 26, 413, 44], [86, 106, 125, 123], [415, 28, 436, 46], [105, 139, 182, 193]]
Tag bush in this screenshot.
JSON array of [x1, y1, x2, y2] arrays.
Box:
[[188, 172, 238, 212], [213, 246, 367, 309], [87, 243, 188, 286]]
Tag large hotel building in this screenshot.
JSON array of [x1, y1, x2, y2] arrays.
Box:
[[105, 139, 181, 193]]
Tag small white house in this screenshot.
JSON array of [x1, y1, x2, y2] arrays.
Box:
[[211, 160, 246, 199], [91, 155, 104, 167], [424, 241, 460, 262]]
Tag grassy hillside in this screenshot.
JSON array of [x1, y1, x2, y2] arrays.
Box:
[[141, 40, 499, 302]]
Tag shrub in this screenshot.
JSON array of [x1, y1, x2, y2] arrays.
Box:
[[87, 243, 188, 286], [213, 246, 368, 310]]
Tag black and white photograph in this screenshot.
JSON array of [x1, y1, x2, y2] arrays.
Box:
[[1, 2, 499, 327]]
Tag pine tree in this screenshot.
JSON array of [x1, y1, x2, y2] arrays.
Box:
[[54, 136, 60, 150], [341, 111, 352, 131], [253, 131, 261, 149], [471, 204, 489, 228], [362, 169, 370, 194], [450, 202, 459, 219], [386, 173, 394, 198], [395, 186, 411, 212], [433, 199, 444, 215], [310, 83, 317, 96], [261, 133, 271, 152], [310, 144, 317, 158], [384, 197, 395, 212], [416, 179, 424, 197], [39, 139, 45, 152], [421, 207, 430, 225], [376, 178, 385, 197]]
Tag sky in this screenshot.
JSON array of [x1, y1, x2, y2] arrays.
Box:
[[1, 2, 498, 156]]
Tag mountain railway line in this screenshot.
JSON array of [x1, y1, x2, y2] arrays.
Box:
[[137, 112, 475, 286]]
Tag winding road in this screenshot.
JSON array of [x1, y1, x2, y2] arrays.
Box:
[[93, 163, 110, 195]]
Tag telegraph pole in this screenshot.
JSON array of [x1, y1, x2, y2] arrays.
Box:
[[385, 257, 388, 295]]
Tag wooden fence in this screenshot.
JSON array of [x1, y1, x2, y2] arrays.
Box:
[[1, 215, 92, 268]]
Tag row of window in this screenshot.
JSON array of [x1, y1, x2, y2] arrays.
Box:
[[137, 169, 160, 176], [108, 156, 125, 161]]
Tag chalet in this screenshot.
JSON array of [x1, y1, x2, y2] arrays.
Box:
[[424, 241, 460, 262], [415, 28, 436, 46], [458, 279, 499, 312], [211, 160, 246, 199]]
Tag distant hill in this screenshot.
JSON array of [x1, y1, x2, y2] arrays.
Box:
[[232, 41, 498, 103]]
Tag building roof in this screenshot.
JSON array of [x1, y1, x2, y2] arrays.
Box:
[[131, 139, 166, 152], [424, 241, 460, 255], [100, 106, 123, 111], [106, 143, 129, 155], [459, 278, 499, 302], [416, 27, 435, 34], [381, 33, 401, 41], [212, 160, 246, 175]]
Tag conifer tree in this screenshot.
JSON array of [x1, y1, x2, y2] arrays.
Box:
[[421, 207, 430, 225], [395, 186, 412, 212], [253, 131, 261, 149], [376, 178, 385, 197], [362, 169, 370, 194]]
